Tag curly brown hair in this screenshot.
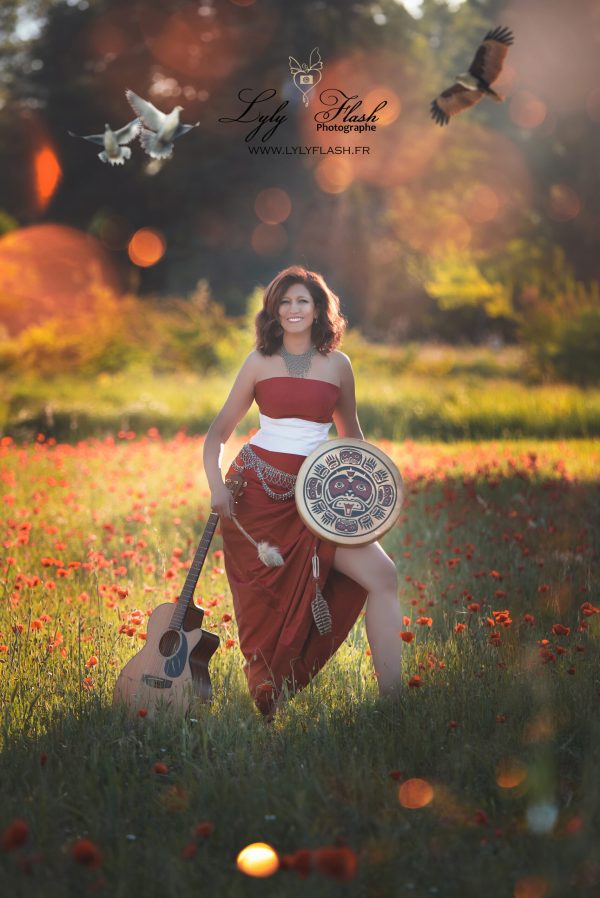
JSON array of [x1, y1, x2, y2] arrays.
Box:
[[255, 265, 347, 355]]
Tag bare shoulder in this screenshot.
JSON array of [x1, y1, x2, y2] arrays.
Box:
[[238, 350, 262, 379], [329, 349, 354, 379]]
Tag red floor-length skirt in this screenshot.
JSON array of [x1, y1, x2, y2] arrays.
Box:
[[220, 443, 368, 718]]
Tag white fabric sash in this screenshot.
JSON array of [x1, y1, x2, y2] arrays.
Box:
[[248, 413, 332, 456]]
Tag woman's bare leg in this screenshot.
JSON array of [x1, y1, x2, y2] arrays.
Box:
[[331, 541, 403, 695]]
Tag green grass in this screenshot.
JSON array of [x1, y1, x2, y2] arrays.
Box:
[[0, 436, 598, 896], [2, 342, 600, 442]]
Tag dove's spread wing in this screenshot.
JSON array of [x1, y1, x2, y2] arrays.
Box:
[[173, 122, 200, 141], [430, 83, 484, 125], [68, 130, 106, 146], [309, 47, 323, 71], [468, 25, 514, 87], [289, 55, 303, 75], [113, 118, 142, 144], [125, 90, 165, 131]]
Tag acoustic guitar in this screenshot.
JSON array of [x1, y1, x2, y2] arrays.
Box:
[[113, 473, 245, 718]]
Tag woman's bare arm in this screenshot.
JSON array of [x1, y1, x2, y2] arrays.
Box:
[[332, 352, 364, 440], [203, 352, 259, 512]]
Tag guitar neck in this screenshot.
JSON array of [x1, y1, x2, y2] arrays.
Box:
[[170, 512, 219, 629]]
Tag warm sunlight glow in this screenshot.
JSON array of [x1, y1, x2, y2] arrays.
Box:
[[236, 842, 280, 877]]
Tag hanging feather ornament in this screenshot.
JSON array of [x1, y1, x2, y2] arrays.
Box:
[[311, 547, 332, 635], [231, 514, 284, 567]]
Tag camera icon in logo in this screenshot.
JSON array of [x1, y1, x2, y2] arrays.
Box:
[[299, 74, 314, 85]]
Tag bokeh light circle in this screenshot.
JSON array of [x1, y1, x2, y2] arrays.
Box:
[[254, 188, 292, 224], [463, 184, 500, 223], [251, 224, 287, 255], [315, 158, 354, 194], [362, 86, 401, 126], [495, 758, 528, 789], [236, 842, 279, 877], [509, 91, 547, 129], [545, 184, 582, 222], [398, 778, 434, 809], [128, 228, 166, 267]]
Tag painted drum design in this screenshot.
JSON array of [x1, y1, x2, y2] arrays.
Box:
[[295, 438, 404, 545]]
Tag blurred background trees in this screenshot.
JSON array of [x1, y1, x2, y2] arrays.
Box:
[[1, 0, 599, 386]]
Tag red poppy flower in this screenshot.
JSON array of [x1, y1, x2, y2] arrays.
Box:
[[195, 821, 214, 838], [408, 675, 422, 688], [153, 762, 169, 775], [388, 769, 404, 780], [181, 841, 197, 859], [552, 624, 570, 637], [400, 631, 414, 643], [1, 818, 28, 851], [313, 845, 358, 881], [70, 838, 103, 868], [283, 848, 312, 878]]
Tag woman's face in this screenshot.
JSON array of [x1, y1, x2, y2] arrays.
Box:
[[277, 282, 317, 336]]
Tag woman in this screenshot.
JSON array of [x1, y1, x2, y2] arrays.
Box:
[[203, 265, 403, 721]]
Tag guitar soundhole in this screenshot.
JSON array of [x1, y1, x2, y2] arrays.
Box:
[[159, 630, 181, 657]]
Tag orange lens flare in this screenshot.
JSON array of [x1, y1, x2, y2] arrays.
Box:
[[34, 145, 62, 211]]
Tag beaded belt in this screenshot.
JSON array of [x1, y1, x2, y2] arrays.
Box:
[[231, 443, 297, 501]]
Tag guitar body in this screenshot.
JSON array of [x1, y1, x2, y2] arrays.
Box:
[[113, 603, 220, 718], [112, 473, 244, 720]]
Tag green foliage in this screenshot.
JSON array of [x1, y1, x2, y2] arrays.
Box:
[[498, 242, 600, 385], [0, 280, 254, 379], [425, 254, 512, 318]]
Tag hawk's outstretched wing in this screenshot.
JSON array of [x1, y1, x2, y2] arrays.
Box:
[[430, 83, 484, 126], [468, 25, 514, 87]]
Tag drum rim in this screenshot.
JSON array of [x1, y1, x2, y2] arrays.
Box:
[[295, 437, 404, 546]]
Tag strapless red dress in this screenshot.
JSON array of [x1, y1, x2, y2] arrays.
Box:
[[220, 377, 368, 718]]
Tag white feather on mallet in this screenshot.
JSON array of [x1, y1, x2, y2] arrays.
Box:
[[231, 515, 284, 567]]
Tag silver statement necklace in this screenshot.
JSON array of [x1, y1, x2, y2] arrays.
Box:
[[279, 343, 317, 378]]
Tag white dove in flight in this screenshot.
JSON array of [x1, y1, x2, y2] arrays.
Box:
[[67, 119, 141, 165], [125, 89, 200, 160]]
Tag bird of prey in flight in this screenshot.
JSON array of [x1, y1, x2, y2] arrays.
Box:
[[125, 90, 200, 160], [430, 25, 514, 126], [67, 119, 141, 164]]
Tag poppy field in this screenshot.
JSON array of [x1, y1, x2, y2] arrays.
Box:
[[0, 432, 598, 897]]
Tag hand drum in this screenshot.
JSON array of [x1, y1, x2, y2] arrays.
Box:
[[295, 438, 404, 546]]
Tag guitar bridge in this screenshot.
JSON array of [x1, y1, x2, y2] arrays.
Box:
[[142, 674, 173, 689]]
